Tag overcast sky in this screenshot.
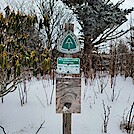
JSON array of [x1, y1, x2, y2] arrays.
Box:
[[111, 0, 134, 22], [1, 0, 133, 19], [0, 0, 133, 19], [0, 0, 133, 10], [112, 0, 133, 8], [0, 0, 133, 35]]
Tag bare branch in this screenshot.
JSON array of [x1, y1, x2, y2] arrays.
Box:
[[35, 120, 45, 134], [0, 126, 7, 134], [35, 94, 45, 108], [102, 100, 111, 133]]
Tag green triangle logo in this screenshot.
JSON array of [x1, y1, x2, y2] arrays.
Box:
[[62, 35, 76, 50]]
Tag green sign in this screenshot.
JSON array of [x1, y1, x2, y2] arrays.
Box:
[[58, 58, 79, 64], [62, 35, 76, 50], [57, 58, 80, 74], [57, 31, 80, 54]]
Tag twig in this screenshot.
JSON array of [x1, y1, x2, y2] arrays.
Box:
[[41, 79, 49, 106], [127, 102, 134, 133], [120, 102, 134, 133], [0, 126, 7, 134], [115, 88, 123, 101], [100, 75, 110, 93], [50, 82, 54, 105], [111, 76, 117, 102], [83, 85, 88, 101], [102, 100, 111, 133], [85, 95, 91, 102], [122, 107, 128, 123], [127, 94, 131, 103], [104, 89, 110, 101], [35, 94, 45, 108], [35, 120, 45, 134], [92, 85, 98, 99], [96, 76, 101, 92]]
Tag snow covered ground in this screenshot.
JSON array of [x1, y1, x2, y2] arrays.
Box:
[[0, 74, 134, 134]]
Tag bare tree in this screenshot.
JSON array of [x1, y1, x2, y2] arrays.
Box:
[[102, 100, 111, 133], [0, 5, 49, 103], [120, 102, 134, 134], [30, 0, 74, 50]]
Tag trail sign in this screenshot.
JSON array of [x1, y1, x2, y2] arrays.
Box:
[[57, 58, 80, 74], [57, 31, 80, 54], [56, 78, 81, 113]]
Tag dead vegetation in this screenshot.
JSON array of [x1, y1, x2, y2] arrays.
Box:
[[120, 102, 134, 134]]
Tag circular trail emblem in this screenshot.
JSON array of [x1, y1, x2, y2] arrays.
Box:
[[57, 31, 80, 54]]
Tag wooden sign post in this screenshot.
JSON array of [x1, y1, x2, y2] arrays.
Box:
[[56, 23, 81, 134], [63, 113, 72, 134], [64, 23, 73, 134]]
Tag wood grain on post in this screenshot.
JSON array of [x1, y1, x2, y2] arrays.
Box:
[[65, 23, 74, 32], [63, 23, 73, 134], [63, 113, 72, 134]]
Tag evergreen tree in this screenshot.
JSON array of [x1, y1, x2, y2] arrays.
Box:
[[61, 0, 133, 77], [0, 6, 51, 101]]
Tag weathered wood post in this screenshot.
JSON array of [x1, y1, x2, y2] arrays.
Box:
[[63, 112, 72, 134], [63, 23, 73, 134], [56, 23, 81, 134]]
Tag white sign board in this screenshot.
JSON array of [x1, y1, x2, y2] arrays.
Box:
[[57, 31, 80, 54], [57, 58, 80, 74]]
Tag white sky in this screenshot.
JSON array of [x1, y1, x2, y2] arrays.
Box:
[[112, 0, 134, 8], [0, 0, 133, 11], [112, 0, 134, 19], [0, 0, 133, 21], [108, 0, 134, 39], [0, 0, 133, 36], [1, 0, 133, 23]]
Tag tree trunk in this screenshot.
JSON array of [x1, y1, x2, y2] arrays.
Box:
[[83, 35, 93, 78]]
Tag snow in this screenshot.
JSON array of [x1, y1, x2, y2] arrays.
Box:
[[0, 75, 134, 134]]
